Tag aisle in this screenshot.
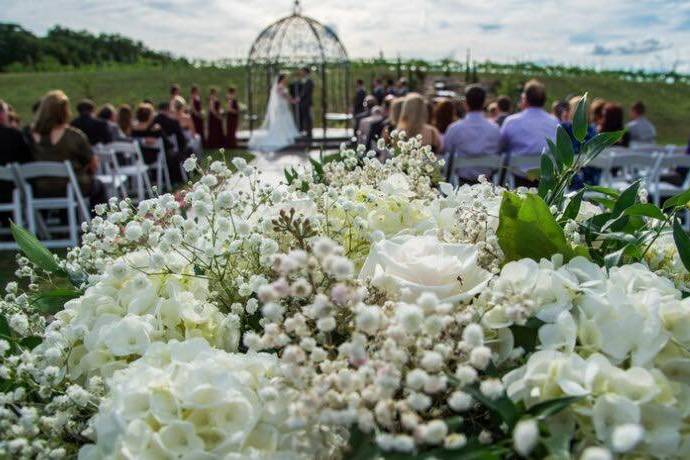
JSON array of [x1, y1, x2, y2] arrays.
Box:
[[237, 149, 322, 189]]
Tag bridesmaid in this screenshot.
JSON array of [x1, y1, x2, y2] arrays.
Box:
[[225, 86, 239, 148], [190, 85, 204, 146], [206, 87, 224, 149]]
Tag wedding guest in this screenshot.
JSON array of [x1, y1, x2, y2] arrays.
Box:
[[589, 98, 606, 131], [600, 102, 630, 147], [385, 78, 396, 97], [552, 100, 570, 123], [372, 78, 386, 105], [190, 85, 204, 145], [367, 95, 394, 149], [171, 96, 202, 156], [398, 93, 443, 153], [131, 102, 168, 165], [494, 96, 512, 126], [6, 105, 20, 129], [28, 90, 106, 204], [353, 79, 367, 115], [443, 85, 500, 183], [117, 104, 133, 138], [358, 105, 383, 146], [626, 101, 656, 144], [71, 99, 112, 145], [206, 87, 225, 148], [225, 87, 239, 148], [500, 79, 559, 184], [432, 98, 456, 134], [169, 84, 181, 110], [97, 103, 124, 140], [395, 78, 409, 97], [0, 99, 31, 165], [154, 102, 187, 155], [388, 97, 404, 130], [487, 102, 499, 122], [354, 95, 377, 131]]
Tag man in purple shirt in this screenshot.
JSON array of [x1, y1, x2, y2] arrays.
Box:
[[500, 79, 559, 157], [443, 85, 500, 183]]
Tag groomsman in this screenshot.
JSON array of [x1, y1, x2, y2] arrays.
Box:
[[297, 67, 314, 139]]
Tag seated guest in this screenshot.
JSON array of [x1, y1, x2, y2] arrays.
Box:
[[153, 101, 188, 155], [443, 85, 500, 183], [500, 79, 559, 185], [171, 96, 202, 155], [494, 95, 512, 126], [353, 79, 367, 115], [487, 102, 499, 122], [117, 104, 133, 138], [385, 79, 396, 97], [0, 99, 32, 165], [131, 102, 168, 165], [599, 102, 630, 147], [589, 98, 606, 131], [372, 78, 386, 105], [354, 95, 377, 131], [71, 99, 112, 145], [395, 78, 409, 97], [432, 98, 456, 135], [358, 105, 383, 146], [367, 95, 395, 149], [28, 90, 105, 204], [626, 101, 656, 144], [383, 97, 405, 141], [97, 104, 125, 140], [0, 100, 32, 211], [552, 100, 570, 123], [397, 93, 443, 153]]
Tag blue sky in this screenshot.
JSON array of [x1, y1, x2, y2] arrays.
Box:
[[3, 0, 690, 72]]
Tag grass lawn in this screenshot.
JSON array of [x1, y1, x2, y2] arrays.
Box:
[[0, 148, 254, 286]]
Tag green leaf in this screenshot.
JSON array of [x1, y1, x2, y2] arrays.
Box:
[[10, 222, 65, 275], [555, 125, 575, 168], [611, 181, 640, 218], [0, 314, 10, 339], [309, 157, 324, 177], [583, 130, 624, 161], [31, 289, 82, 314], [527, 396, 584, 420], [464, 385, 521, 429], [560, 190, 584, 222], [346, 427, 381, 460], [622, 203, 667, 221], [585, 185, 620, 198], [572, 93, 588, 142], [497, 192, 573, 263], [538, 154, 555, 198], [672, 218, 690, 272], [663, 188, 690, 210], [19, 336, 42, 350]]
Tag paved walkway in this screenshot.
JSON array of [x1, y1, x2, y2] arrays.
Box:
[[238, 149, 320, 189]]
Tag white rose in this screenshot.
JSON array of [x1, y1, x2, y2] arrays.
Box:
[[359, 235, 492, 304]]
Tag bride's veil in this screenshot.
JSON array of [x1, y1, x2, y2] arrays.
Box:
[[260, 76, 282, 130]]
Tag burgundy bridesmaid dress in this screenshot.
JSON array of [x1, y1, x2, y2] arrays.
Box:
[[191, 96, 204, 146], [225, 98, 239, 148], [207, 98, 225, 149]]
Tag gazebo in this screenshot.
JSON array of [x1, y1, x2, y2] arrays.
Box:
[[246, 0, 350, 139]]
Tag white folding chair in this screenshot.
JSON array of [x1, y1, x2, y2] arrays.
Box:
[[14, 161, 90, 248], [650, 154, 690, 203], [600, 150, 661, 192], [629, 143, 662, 155], [136, 137, 171, 192], [93, 144, 128, 200], [446, 154, 505, 187], [104, 141, 153, 201], [505, 154, 542, 188], [0, 164, 23, 250]]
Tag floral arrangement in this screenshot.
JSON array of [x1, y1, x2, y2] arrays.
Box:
[[1, 95, 689, 459]]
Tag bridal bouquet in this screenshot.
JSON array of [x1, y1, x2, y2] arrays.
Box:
[[1, 95, 689, 459]]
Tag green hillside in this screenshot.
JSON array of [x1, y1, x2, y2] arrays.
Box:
[[0, 62, 688, 144]]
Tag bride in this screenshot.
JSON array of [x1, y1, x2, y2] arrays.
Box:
[[248, 73, 300, 152]]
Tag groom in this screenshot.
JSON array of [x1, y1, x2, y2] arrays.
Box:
[[295, 67, 313, 140]]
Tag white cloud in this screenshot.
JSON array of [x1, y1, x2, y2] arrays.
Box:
[[2, 0, 690, 72]]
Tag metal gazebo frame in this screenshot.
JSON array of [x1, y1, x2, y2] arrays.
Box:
[[246, 0, 350, 139]]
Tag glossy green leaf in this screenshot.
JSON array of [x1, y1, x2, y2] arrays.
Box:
[[672, 219, 690, 272], [611, 181, 640, 217], [583, 130, 624, 161], [572, 93, 588, 142], [662, 188, 690, 210], [561, 190, 584, 222], [538, 154, 555, 198], [31, 289, 82, 314], [10, 222, 65, 275], [527, 396, 584, 420], [497, 192, 573, 263], [622, 203, 667, 221], [585, 185, 620, 198], [555, 125, 575, 167]]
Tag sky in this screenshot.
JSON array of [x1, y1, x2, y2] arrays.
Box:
[[3, 0, 690, 72]]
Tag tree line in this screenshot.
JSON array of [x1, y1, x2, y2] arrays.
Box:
[[0, 23, 181, 72]]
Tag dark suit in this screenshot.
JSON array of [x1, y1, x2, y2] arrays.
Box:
[[152, 112, 187, 154], [71, 114, 112, 145], [298, 78, 314, 137], [0, 125, 32, 205], [353, 87, 367, 115], [373, 86, 385, 105]]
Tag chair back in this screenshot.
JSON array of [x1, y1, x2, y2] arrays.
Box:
[[505, 154, 541, 188], [654, 154, 690, 191], [447, 154, 505, 186], [0, 164, 16, 184]]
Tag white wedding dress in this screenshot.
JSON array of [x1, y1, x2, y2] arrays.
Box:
[[248, 80, 300, 152]]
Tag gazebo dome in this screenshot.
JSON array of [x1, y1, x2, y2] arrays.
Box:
[[248, 1, 348, 65]]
